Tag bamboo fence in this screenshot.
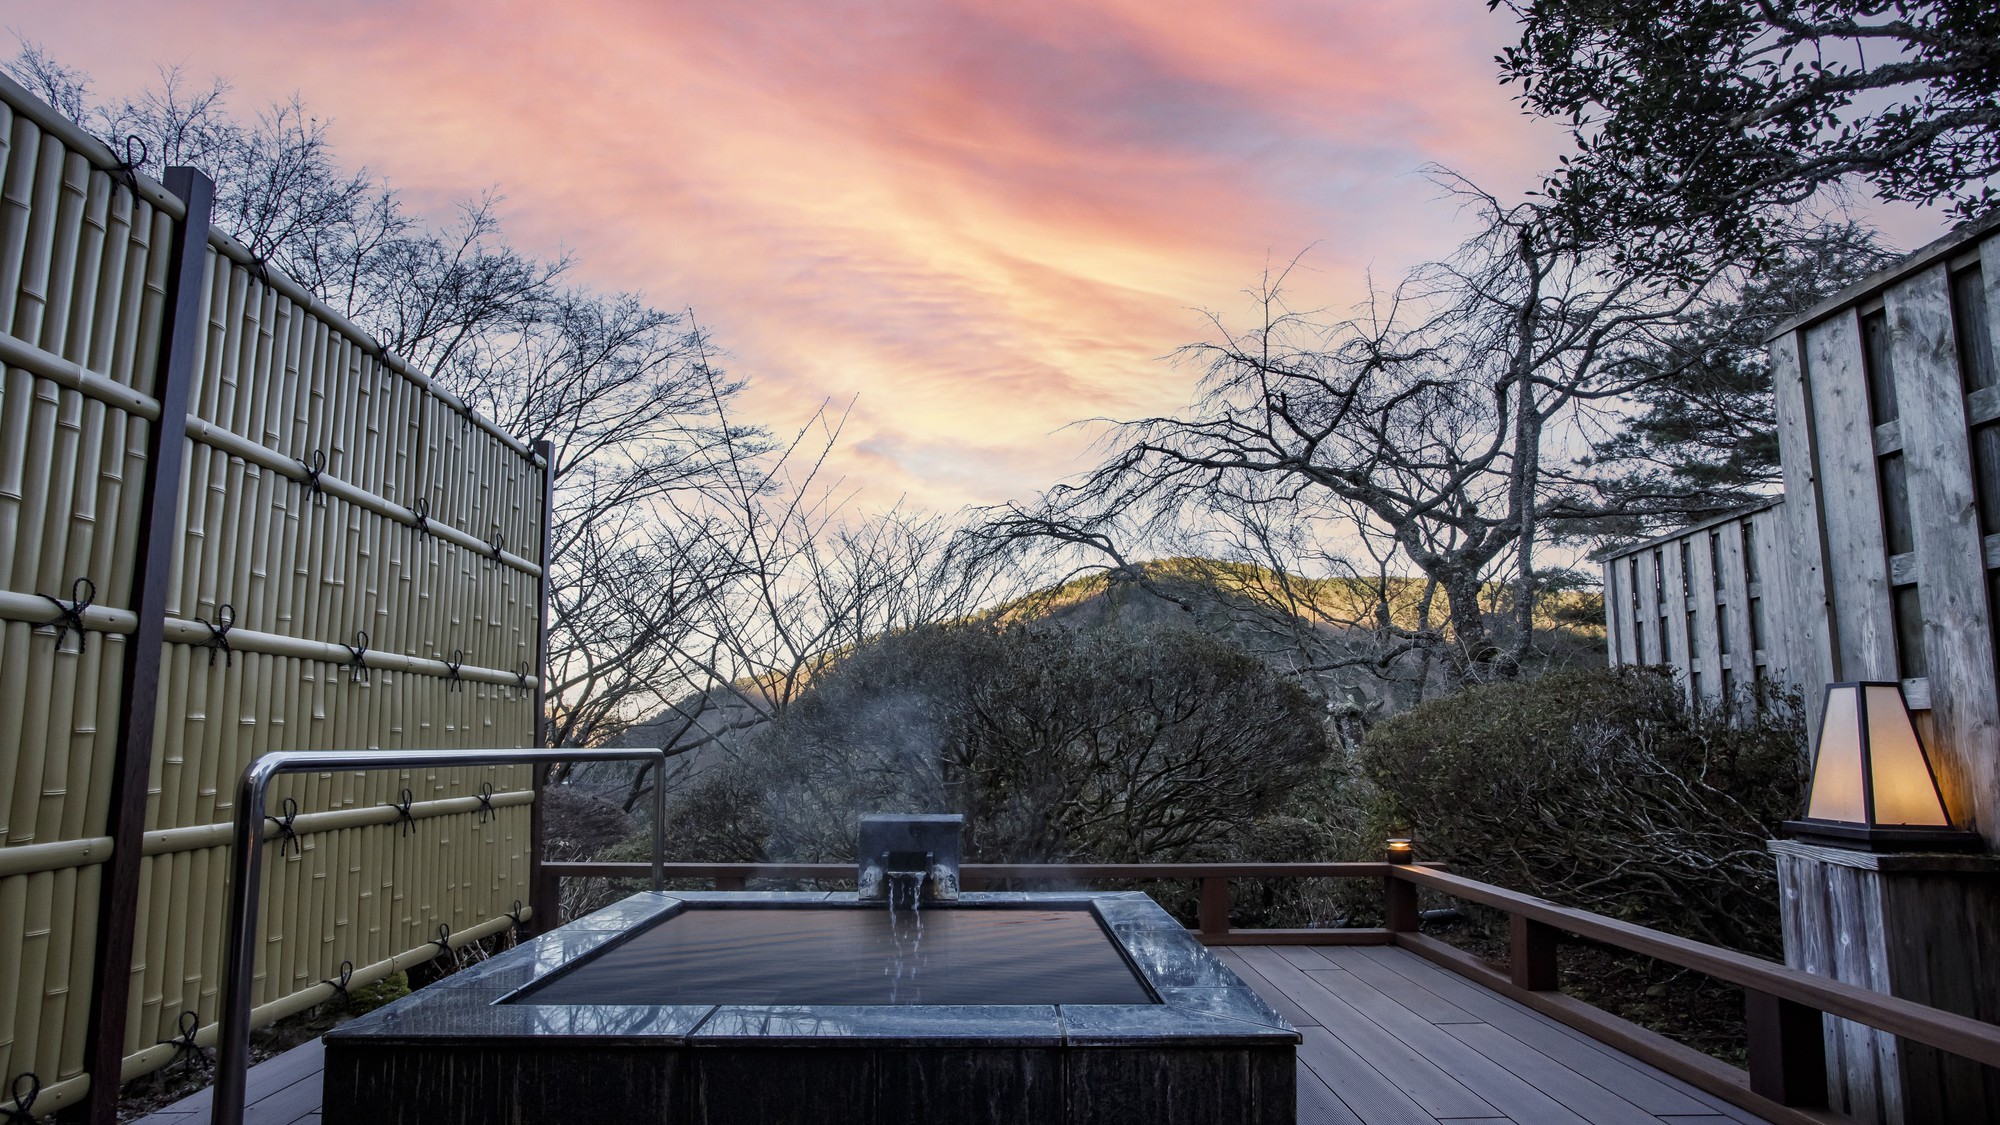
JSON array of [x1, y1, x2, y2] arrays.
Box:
[[0, 73, 548, 1119]]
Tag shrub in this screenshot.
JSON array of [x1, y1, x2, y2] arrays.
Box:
[[663, 620, 1337, 867], [1358, 665, 1803, 954]]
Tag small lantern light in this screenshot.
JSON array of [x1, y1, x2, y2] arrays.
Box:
[[1783, 682, 1980, 852], [1385, 836, 1414, 864]]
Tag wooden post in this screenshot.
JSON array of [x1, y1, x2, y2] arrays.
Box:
[[1197, 876, 1230, 938], [1384, 875, 1418, 934], [82, 168, 213, 1125], [527, 440, 555, 933], [1509, 914, 1560, 991], [1746, 988, 1829, 1107]]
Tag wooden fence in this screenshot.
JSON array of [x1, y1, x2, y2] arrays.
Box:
[[1602, 210, 2000, 850], [0, 74, 549, 1121], [1601, 497, 1808, 710], [1602, 212, 2000, 1122]]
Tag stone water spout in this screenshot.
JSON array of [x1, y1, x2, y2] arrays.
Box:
[[857, 813, 962, 909]]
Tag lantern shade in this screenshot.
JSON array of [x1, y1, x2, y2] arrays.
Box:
[[1786, 682, 1979, 852]]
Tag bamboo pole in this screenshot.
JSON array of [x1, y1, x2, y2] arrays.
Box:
[[11, 131, 61, 345], [0, 365, 33, 598], [40, 151, 88, 362], [0, 110, 37, 337], [82, 168, 131, 387], [60, 864, 102, 1083], [12, 377, 55, 597], [0, 872, 24, 1083], [61, 156, 107, 369], [41, 867, 78, 1078]]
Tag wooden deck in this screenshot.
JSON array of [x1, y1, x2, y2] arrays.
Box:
[[1212, 945, 1767, 1125], [135, 944, 1768, 1125]]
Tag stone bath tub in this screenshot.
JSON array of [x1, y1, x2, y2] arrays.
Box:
[[323, 890, 1297, 1125]]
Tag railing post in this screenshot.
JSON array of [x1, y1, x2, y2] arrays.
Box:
[[1746, 989, 1828, 1107], [1198, 876, 1230, 938], [533, 865, 562, 928], [1384, 874, 1419, 934], [1509, 914, 1560, 991], [527, 439, 556, 935], [82, 167, 214, 1125]]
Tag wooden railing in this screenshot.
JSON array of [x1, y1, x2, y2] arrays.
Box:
[[540, 859, 2000, 1125], [538, 860, 1415, 944]]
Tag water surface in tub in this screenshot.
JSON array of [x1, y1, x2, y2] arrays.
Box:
[[508, 906, 1154, 1006]]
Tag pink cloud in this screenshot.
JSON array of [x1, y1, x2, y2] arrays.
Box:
[[20, 0, 1571, 511]]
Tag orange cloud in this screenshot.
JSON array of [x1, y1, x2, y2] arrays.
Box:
[[23, 0, 1568, 511]]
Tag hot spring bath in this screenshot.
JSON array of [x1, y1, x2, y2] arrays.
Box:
[[322, 891, 1299, 1125]]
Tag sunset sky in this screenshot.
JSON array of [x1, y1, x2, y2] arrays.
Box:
[[13, 2, 1941, 513]]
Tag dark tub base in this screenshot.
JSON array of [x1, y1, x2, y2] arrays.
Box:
[[324, 1044, 1294, 1125], [322, 892, 1297, 1125]]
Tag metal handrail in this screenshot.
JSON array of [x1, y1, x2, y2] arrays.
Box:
[[214, 747, 669, 1125]]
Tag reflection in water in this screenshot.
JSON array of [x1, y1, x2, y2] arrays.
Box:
[[509, 907, 1152, 1006]]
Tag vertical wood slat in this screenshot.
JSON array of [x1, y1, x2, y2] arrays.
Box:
[[1806, 311, 1899, 680], [1602, 559, 1625, 667], [1618, 557, 1640, 665], [1883, 265, 1999, 839], [82, 168, 212, 1125], [1635, 550, 1662, 664], [1715, 520, 1755, 682], [1688, 529, 1721, 702], [1772, 849, 1846, 1110], [1769, 331, 1838, 728], [1661, 540, 1691, 695]]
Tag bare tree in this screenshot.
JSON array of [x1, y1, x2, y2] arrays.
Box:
[[988, 177, 1730, 686], [8, 43, 764, 772], [585, 400, 1013, 812]]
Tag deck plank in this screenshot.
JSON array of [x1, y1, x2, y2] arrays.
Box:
[[1299, 947, 1481, 1024], [1297, 1026, 1443, 1125], [1287, 956, 1650, 1125], [1347, 946, 1765, 1125], [1295, 1056, 1368, 1125], [1347, 946, 1720, 1115], [1444, 1021, 1697, 1125], [1239, 948, 1502, 1121], [1213, 947, 1322, 1028]]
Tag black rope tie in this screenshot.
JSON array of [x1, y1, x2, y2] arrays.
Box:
[[104, 133, 148, 194], [514, 661, 531, 698], [38, 577, 93, 654], [476, 781, 497, 824], [430, 922, 456, 966], [410, 496, 431, 538], [1, 1073, 40, 1124], [198, 603, 235, 667], [345, 629, 371, 685], [325, 959, 354, 1002], [265, 796, 301, 857], [485, 525, 505, 568], [157, 1010, 211, 1076], [394, 788, 417, 836], [505, 898, 528, 938], [247, 252, 273, 289], [445, 649, 464, 693], [298, 449, 328, 507]]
